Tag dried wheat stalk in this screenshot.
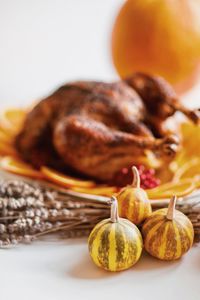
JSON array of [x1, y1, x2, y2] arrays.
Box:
[[0, 176, 200, 248], [0, 179, 109, 248]]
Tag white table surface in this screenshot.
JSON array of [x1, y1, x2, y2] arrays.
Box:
[[0, 1, 200, 300]]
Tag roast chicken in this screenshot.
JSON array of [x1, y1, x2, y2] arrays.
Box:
[[15, 73, 200, 181]]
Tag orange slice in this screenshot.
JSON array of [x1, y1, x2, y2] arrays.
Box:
[[0, 156, 43, 179], [194, 175, 200, 188], [0, 125, 17, 139], [1, 109, 26, 125], [0, 109, 26, 134], [146, 178, 196, 199], [0, 129, 14, 145], [173, 158, 200, 182], [175, 123, 200, 166], [71, 186, 117, 196], [41, 166, 96, 188]]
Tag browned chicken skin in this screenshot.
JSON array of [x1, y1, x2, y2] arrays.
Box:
[[15, 73, 200, 181]]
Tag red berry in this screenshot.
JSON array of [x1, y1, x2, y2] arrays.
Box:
[[111, 164, 160, 189]]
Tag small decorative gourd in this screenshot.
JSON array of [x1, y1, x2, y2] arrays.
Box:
[[88, 196, 143, 271], [142, 195, 194, 261], [117, 166, 152, 225]]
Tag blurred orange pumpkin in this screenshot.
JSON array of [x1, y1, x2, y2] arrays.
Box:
[[112, 0, 200, 93]]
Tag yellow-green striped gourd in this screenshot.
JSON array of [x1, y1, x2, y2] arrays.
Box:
[[88, 196, 143, 271], [117, 166, 152, 225], [142, 195, 194, 260]]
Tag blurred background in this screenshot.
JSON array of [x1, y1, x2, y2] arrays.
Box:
[[0, 0, 122, 108], [1, 0, 200, 109]]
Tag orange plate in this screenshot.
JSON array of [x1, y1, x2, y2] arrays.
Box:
[[0, 156, 43, 179], [41, 166, 96, 188], [71, 186, 118, 196], [146, 178, 196, 199], [0, 108, 199, 199]]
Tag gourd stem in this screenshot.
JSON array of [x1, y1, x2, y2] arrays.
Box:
[[110, 196, 119, 223], [132, 166, 140, 188], [166, 195, 177, 220]]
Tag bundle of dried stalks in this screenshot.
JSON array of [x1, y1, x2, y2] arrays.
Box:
[[0, 173, 199, 248]]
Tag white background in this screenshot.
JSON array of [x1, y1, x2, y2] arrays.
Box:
[[0, 0, 122, 108], [0, 1, 200, 300]]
